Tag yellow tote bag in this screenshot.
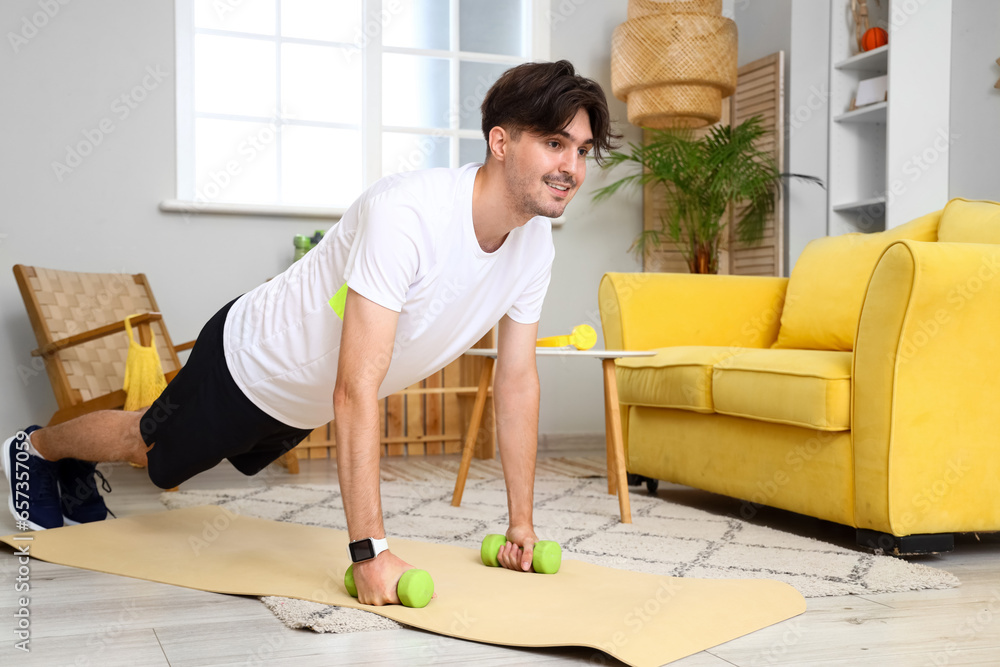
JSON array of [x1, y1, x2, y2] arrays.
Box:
[[122, 314, 168, 412]]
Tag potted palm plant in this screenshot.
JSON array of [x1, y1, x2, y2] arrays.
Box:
[[593, 115, 823, 274]]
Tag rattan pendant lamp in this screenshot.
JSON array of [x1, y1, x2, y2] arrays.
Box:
[[611, 0, 738, 129]]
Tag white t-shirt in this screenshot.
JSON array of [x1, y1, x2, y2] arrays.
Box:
[[223, 163, 555, 429]]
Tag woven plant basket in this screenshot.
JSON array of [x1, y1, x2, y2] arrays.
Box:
[[612, 0, 737, 129]]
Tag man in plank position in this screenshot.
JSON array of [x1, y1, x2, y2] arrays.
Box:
[[4, 60, 619, 605]]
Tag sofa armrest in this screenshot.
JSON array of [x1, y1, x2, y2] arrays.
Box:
[[598, 272, 788, 350], [854, 240, 1000, 535]]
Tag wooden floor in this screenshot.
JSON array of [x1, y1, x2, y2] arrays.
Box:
[[2, 439, 999, 666]]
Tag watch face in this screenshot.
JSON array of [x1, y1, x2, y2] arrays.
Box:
[[349, 539, 376, 562]]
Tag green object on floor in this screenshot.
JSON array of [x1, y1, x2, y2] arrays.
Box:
[[344, 563, 434, 608], [480, 534, 562, 574]]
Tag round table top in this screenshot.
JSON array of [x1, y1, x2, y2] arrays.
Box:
[[463, 348, 656, 359]]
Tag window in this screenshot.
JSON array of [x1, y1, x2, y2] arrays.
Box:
[[172, 0, 548, 215]]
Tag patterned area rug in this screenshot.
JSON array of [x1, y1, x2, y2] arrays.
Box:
[[161, 463, 958, 634]]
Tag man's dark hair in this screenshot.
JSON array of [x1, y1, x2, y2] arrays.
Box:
[[481, 60, 621, 165]]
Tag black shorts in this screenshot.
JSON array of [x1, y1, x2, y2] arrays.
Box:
[[140, 298, 312, 489]]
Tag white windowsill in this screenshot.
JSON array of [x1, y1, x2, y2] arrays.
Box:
[[162, 199, 565, 228], [159, 199, 346, 220]]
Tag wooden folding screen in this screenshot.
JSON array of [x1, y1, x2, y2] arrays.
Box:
[[728, 52, 785, 276]]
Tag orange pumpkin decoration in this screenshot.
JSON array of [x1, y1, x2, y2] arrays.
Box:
[[861, 27, 888, 52]]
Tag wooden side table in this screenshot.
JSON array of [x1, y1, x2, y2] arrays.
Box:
[[450, 348, 655, 523]]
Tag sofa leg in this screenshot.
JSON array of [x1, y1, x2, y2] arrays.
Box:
[[856, 529, 955, 556], [626, 474, 660, 495]]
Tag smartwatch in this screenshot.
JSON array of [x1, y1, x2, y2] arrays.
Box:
[[348, 537, 389, 563]]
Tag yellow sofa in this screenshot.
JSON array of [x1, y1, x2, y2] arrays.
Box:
[[598, 198, 1000, 553]]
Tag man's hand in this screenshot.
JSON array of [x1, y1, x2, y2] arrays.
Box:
[[334, 289, 404, 604], [351, 551, 428, 605], [494, 315, 541, 572], [497, 524, 539, 572]]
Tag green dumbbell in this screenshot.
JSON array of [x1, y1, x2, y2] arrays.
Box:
[[344, 564, 434, 608], [480, 534, 562, 574]]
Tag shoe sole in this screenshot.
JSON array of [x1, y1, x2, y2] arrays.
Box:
[[2, 434, 48, 532]]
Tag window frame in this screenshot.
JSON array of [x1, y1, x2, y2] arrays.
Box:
[[163, 0, 550, 220]]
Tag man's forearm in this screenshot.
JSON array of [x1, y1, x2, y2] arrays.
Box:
[[493, 368, 540, 528], [334, 395, 385, 540]]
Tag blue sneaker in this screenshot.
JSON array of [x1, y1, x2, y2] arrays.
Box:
[[2, 426, 63, 531], [58, 459, 115, 525]]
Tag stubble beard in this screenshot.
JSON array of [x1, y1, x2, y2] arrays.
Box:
[[506, 160, 571, 221]]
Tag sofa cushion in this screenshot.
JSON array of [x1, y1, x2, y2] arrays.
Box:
[[937, 198, 1000, 244], [615, 346, 745, 412], [773, 210, 940, 351], [712, 349, 852, 431]]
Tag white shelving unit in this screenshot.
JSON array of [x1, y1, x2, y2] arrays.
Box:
[[827, 1, 952, 235], [833, 101, 887, 124], [832, 195, 886, 213], [835, 43, 888, 72]]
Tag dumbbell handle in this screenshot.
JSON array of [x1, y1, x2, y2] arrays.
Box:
[[344, 564, 434, 608], [480, 534, 562, 574]]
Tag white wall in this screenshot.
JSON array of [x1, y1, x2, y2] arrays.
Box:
[[885, 0, 952, 228], [786, 1, 830, 271], [0, 0, 641, 439], [735, 0, 825, 275], [736, 0, 792, 67], [0, 0, 301, 436], [539, 1, 644, 435], [949, 0, 1000, 200]]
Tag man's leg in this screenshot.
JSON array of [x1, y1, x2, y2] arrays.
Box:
[[3, 411, 147, 529], [30, 410, 149, 466]]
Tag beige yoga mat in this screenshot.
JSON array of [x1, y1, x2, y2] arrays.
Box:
[[2, 505, 806, 666]]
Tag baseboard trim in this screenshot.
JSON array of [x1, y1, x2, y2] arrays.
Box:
[[537, 433, 606, 453]]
